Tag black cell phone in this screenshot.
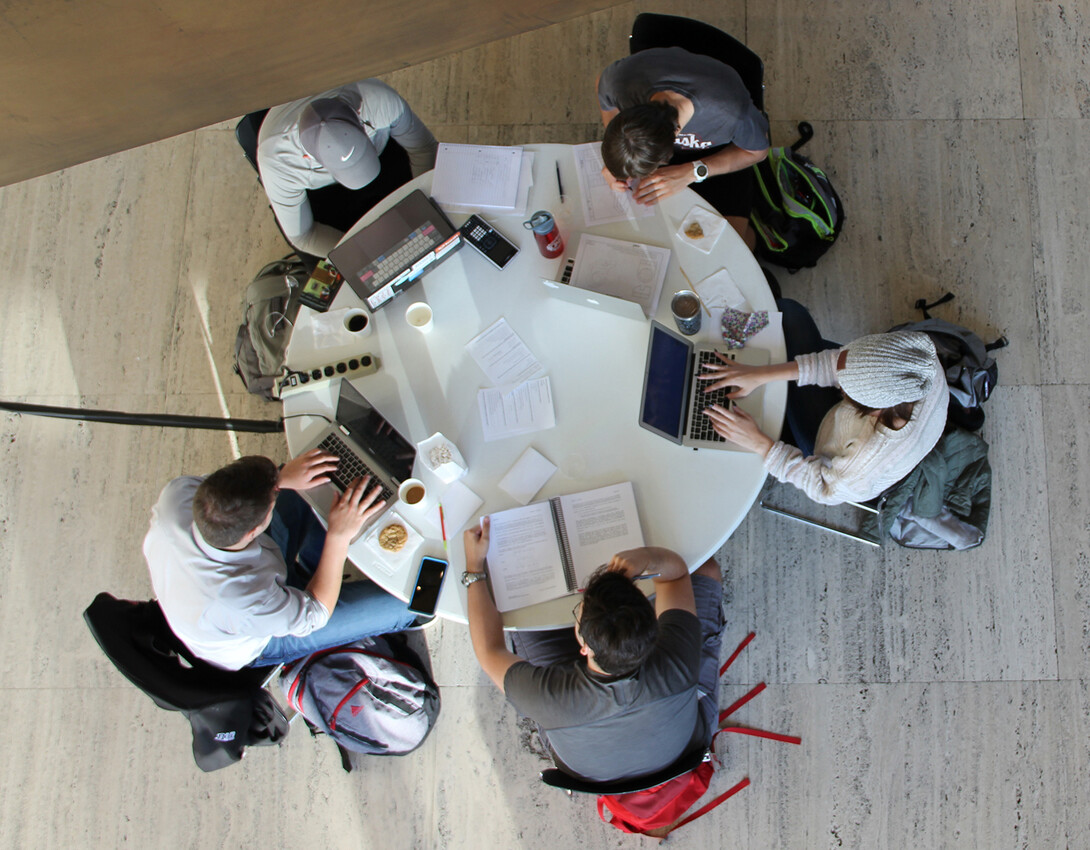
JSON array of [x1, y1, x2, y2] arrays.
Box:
[[408, 555, 448, 615], [459, 215, 519, 269]]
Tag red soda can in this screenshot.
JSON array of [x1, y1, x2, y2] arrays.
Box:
[[523, 211, 564, 258]]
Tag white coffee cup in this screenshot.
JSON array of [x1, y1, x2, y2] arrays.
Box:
[[342, 308, 372, 337], [405, 302, 434, 333], [397, 478, 428, 507]]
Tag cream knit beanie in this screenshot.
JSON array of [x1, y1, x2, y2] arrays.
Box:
[[838, 331, 937, 408]]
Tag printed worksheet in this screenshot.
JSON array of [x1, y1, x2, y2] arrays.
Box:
[[573, 143, 654, 226], [569, 234, 670, 318], [465, 318, 544, 387], [477, 377, 556, 442]]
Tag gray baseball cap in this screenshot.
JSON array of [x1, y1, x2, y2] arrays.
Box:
[[298, 98, 380, 190]]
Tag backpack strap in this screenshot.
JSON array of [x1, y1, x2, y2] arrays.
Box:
[[670, 776, 752, 832], [915, 291, 955, 319]]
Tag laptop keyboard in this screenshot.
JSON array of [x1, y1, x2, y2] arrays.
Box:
[[687, 349, 735, 443], [355, 224, 441, 289], [315, 433, 396, 505]]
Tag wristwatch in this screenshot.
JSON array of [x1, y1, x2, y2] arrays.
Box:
[[461, 570, 489, 587], [692, 160, 710, 183]]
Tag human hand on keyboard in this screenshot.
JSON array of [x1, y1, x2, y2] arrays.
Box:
[[702, 404, 774, 457], [328, 475, 387, 541], [279, 449, 340, 491], [698, 356, 764, 397]]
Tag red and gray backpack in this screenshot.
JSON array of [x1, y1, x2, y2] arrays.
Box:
[[281, 636, 440, 770]]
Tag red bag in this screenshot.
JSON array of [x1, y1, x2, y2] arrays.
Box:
[[595, 633, 798, 837], [597, 760, 749, 835]]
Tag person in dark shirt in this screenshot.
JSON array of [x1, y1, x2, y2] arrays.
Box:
[[463, 519, 724, 783]]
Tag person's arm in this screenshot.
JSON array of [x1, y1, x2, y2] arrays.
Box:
[[386, 103, 438, 177], [259, 159, 345, 257], [464, 517, 520, 692], [631, 142, 769, 205], [698, 358, 800, 395], [607, 546, 695, 617], [306, 477, 386, 613], [702, 405, 776, 458]]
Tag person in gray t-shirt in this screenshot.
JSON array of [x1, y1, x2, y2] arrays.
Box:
[[597, 46, 769, 248], [463, 520, 724, 784]]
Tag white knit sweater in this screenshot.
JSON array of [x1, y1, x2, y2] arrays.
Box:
[[763, 348, 949, 505]]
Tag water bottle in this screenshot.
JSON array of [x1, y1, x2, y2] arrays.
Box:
[[523, 211, 564, 258]]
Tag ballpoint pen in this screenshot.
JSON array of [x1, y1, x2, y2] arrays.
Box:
[[555, 162, 565, 203]]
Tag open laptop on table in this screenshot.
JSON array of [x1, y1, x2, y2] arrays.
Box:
[[297, 379, 416, 530], [638, 321, 770, 451], [327, 189, 462, 312]]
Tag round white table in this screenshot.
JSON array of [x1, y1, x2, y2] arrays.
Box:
[[283, 144, 785, 628]]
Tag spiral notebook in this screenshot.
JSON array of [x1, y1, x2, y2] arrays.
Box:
[[484, 481, 644, 612]]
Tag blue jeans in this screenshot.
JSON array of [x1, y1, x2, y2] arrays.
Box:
[[251, 490, 417, 667], [778, 298, 843, 457]]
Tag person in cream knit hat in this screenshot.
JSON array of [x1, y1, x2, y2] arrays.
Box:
[[700, 300, 948, 505]]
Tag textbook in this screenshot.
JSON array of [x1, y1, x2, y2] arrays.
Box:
[[485, 482, 644, 612]]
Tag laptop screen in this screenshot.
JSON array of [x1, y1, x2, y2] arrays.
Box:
[[336, 381, 416, 482], [640, 324, 691, 442]]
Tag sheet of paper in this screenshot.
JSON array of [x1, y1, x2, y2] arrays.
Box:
[[573, 142, 654, 226], [443, 152, 535, 216], [569, 234, 670, 318], [411, 479, 484, 540], [558, 482, 644, 589], [478, 377, 556, 442], [695, 268, 747, 310], [498, 447, 558, 505], [431, 144, 524, 209], [465, 318, 544, 386], [486, 502, 569, 612]]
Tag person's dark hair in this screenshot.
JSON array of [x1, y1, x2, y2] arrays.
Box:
[[601, 102, 679, 181], [844, 395, 916, 430], [192, 456, 279, 548], [577, 567, 658, 675]]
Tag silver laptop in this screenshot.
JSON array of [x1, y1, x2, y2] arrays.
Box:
[[638, 321, 770, 451], [297, 379, 416, 526], [535, 277, 646, 321]]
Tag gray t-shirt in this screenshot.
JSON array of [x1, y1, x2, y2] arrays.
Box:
[[597, 47, 769, 153], [503, 609, 705, 782]]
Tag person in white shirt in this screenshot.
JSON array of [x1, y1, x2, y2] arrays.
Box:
[[144, 451, 417, 670], [256, 79, 438, 258], [700, 300, 949, 506]]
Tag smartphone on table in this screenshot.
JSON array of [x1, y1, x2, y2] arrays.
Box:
[[408, 555, 448, 615]]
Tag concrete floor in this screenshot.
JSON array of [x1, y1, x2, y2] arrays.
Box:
[[2, 0, 1088, 847]]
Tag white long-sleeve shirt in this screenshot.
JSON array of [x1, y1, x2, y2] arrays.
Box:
[[763, 348, 949, 505], [256, 79, 438, 257]]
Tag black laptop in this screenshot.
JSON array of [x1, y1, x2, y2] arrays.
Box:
[[297, 379, 416, 530], [327, 189, 462, 311]]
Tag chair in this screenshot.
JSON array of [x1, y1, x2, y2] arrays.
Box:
[[629, 13, 764, 112], [235, 109, 270, 179], [84, 592, 290, 771], [540, 746, 708, 796]]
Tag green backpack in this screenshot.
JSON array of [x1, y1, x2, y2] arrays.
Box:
[[749, 123, 844, 271]]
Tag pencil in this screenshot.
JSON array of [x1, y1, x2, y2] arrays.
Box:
[[439, 503, 448, 550]]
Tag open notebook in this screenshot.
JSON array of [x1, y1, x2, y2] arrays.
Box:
[[484, 482, 644, 612]]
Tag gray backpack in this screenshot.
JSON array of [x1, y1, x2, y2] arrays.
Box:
[[281, 636, 440, 768], [232, 254, 306, 401]]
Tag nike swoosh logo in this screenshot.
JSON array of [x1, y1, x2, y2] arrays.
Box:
[[340, 146, 355, 162]]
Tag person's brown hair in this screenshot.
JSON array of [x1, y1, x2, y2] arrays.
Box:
[[192, 456, 279, 548], [601, 102, 678, 181]]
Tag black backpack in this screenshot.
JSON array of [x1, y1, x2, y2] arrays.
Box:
[[232, 253, 307, 401], [281, 635, 440, 771], [750, 122, 845, 271], [888, 292, 1008, 431]]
